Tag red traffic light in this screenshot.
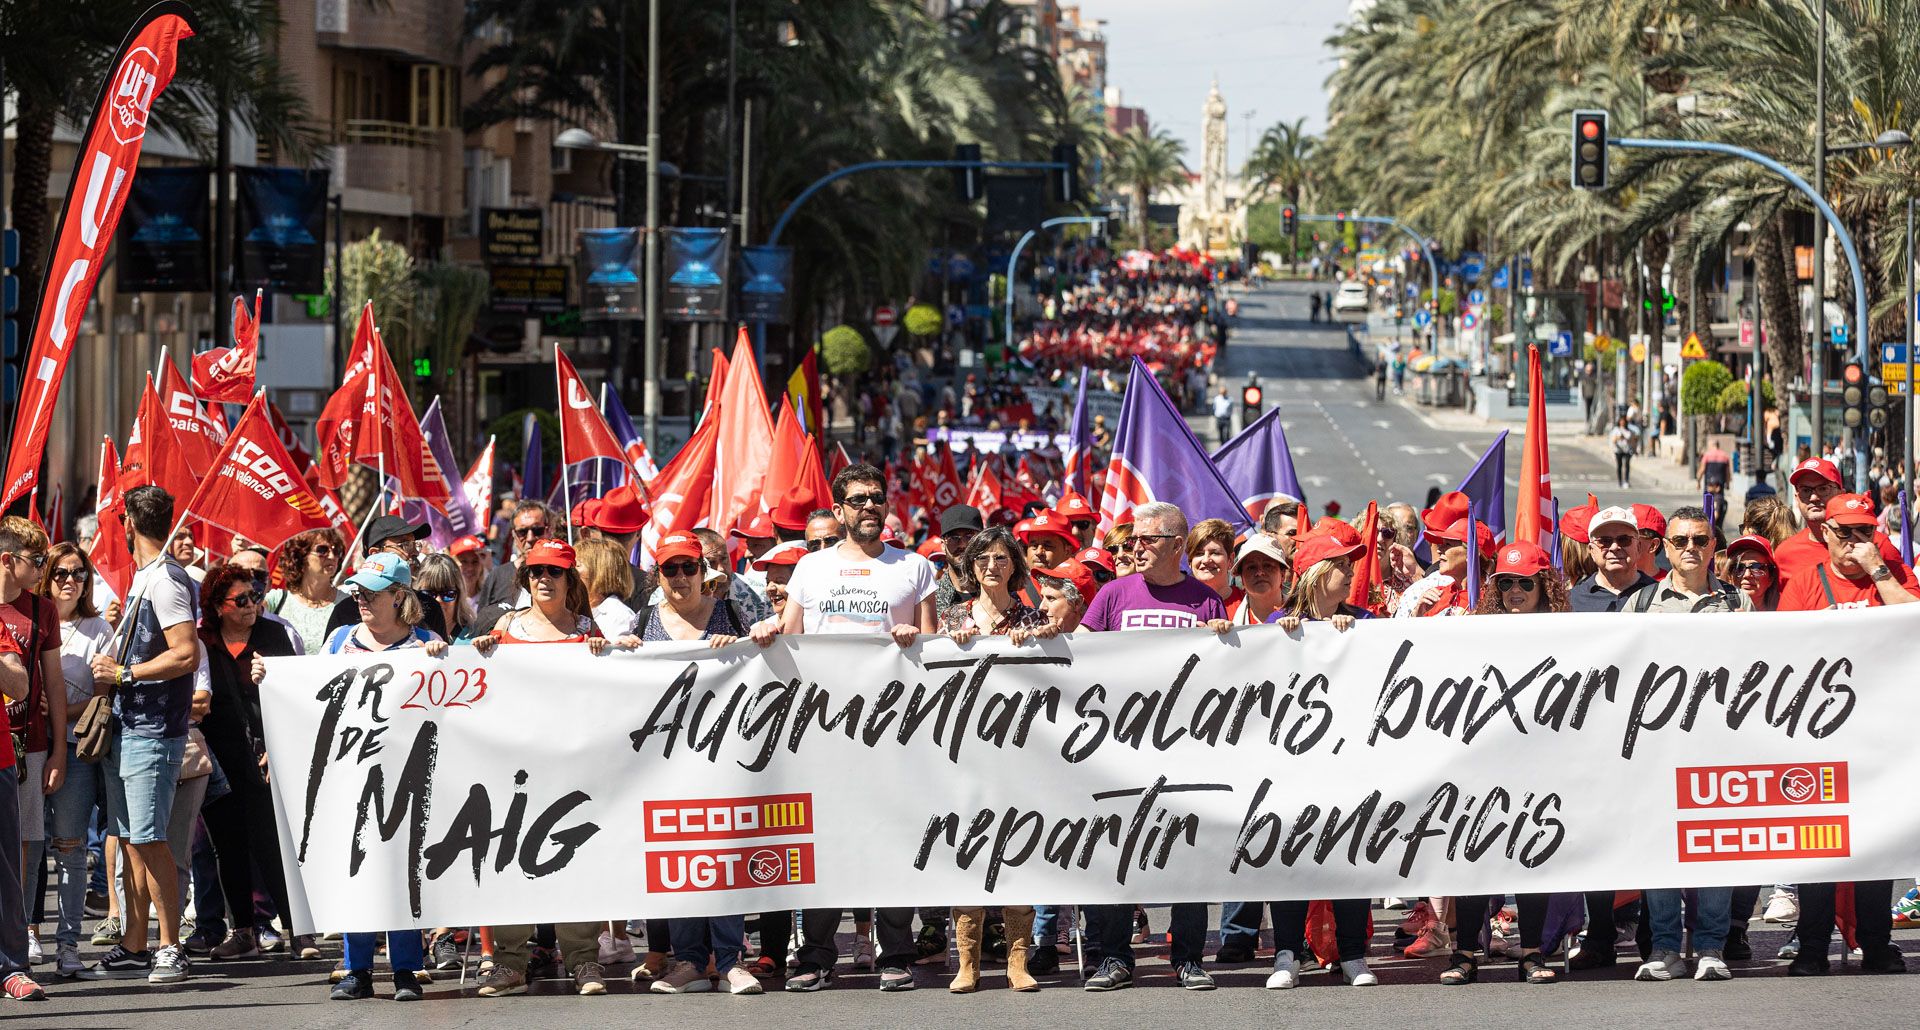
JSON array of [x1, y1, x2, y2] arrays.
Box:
[[1579, 118, 1601, 140], [1282, 206, 1294, 216], [1242, 386, 1262, 407], [1842, 362, 1864, 385]]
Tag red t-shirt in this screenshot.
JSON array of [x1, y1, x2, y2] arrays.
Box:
[[1775, 525, 1904, 583], [1778, 562, 1920, 611], [1, 590, 59, 755]]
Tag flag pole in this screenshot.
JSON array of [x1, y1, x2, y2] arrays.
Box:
[[595, 382, 607, 499], [559, 355, 574, 544]]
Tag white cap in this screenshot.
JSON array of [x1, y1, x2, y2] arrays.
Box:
[[1587, 505, 1638, 535]]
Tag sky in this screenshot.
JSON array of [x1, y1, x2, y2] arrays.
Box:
[[1091, 0, 1356, 169]]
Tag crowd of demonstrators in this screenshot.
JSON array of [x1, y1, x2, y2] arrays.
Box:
[[4, 434, 1919, 1007]]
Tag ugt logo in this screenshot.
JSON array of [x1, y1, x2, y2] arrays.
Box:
[[110, 47, 162, 145]]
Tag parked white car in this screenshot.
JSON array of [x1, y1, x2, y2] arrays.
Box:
[[1332, 280, 1371, 315]]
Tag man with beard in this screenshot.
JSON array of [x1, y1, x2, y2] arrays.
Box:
[[779, 464, 938, 993]]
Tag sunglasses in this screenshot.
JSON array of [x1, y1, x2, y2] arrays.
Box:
[[1666, 533, 1713, 550], [6, 552, 47, 570], [47, 567, 88, 585], [973, 553, 1012, 568], [659, 561, 703, 578], [514, 524, 552, 538], [526, 564, 567, 579], [1592, 534, 1636, 550], [1732, 561, 1776, 576], [840, 492, 887, 510], [805, 537, 840, 552], [311, 545, 339, 558], [1130, 533, 1178, 549], [1830, 525, 1876, 543], [225, 591, 264, 608], [428, 589, 459, 603], [1494, 576, 1538, 593]]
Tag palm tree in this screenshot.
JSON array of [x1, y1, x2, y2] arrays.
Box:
[[1106, 127, 1188, 247], [1243, 117, 1315, 206]]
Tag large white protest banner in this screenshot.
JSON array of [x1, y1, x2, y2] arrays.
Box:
[[261, 606, 1904, 933]]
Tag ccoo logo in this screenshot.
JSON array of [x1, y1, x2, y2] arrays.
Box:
[[109, 47, 163, 145]]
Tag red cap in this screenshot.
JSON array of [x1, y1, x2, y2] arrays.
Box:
[[1429, 513, 1497, 555], [1492, 541, 1551, 577], [654, 532, 704, 565], [1559, 503, 1598, 545], [1057, 491, 1097, 524], [990, 507, 1021, 527], [1632, 503, 1667, 537], [523, 538, 576, 570], [592, 483, 650, 534], [1039, 558, 1100, 604], [771, 486, 817, 531], [731, 507, 775, 540], [1726, 534, 1777, 566], [1015, 510, 1077, 547], [1789, 458, 1843, 489], [449, 535, 487, 557], [1825, 492, 1878, 527], [1311, 516, 1360, 547], [1421, 490, 1471, 543], [1291, 532, 1365, 577], [570, 498, 603, 529], [751, 540, 808, 570], [1074, 546, 1116, 576], [917, 536, 947, 562]]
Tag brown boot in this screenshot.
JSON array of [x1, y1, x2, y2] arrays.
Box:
[[949, 908, 982, 993], [1004, 906, 1039, 991]]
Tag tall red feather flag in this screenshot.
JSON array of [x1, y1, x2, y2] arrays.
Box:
[[192, 290, 261, 402], [181, 393, 337, 551], [1347, 500, 1386, 614], [91, 436, 134, 599], [712, 328, 775, 533], [1514, 344, 1554, 546], [2, 5, 195, 507], [555, 349, 628, 466]]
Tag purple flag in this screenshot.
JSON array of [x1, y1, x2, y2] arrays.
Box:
[[1902, 489, 1913, 569], [1212, 407, 1305, 518], [520, 411, 545, 501], [1545, 496, 1564, 570], [1464, 495, 1482, 609], [1064, 368, 1094, 496], [1095, 357, 1251, 533], [1455, 430, 1509, 542], [398, 398, 479, 547]]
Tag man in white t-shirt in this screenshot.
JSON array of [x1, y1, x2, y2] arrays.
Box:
[[780, 463, 936, 993]]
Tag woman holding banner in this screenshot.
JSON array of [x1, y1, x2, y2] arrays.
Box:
[[467, 538, 621, 998], [1262, 532, 1375, 989], [941, 526, 1055, 993], [1445, 540, 1564, 985]]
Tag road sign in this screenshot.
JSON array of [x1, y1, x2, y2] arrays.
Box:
[[1681, 332, 1708, 360], [1883, 342, 1908, 364], [1833, 323, 1849, 345], [1468, 289, 1486, 305], [872, 305, 899, 347], [1630, 340, 1648, 363], [1491, 266, 1510, 290], [1883, 361, 1906, 382], [1457, 252, 1485, 283], [1549, 331, 1574, 357], [873, 305, 896, 327], [1413, 309, 1432, 328], [1593, 334, 1614, 352], [1521, 267, 1533, 289], [1462, 310, 1479, 330]]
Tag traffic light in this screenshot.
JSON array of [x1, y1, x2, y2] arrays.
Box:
[[1281, 205, 1296, 235], [1572, 110, 1609, 190], [953, 143, 983, 203], [2, 227, 18, 407], [1241, 382, 1262, 417], [1049, 142, 1080, 204], [412, 356, 433, 378], [1334, 210, 1347, 229], [1868, 376, 1892, 431], [1841, 361, 1866, 430]]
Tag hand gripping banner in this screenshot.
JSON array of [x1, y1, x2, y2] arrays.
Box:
[[261, 607, 1914, 933], [2, 3, 196, 506]]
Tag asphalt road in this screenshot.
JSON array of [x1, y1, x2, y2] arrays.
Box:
[[1206, 281, 1702, 519]]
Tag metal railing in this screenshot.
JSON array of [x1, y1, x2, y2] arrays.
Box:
[[336, 119, 450, 149]]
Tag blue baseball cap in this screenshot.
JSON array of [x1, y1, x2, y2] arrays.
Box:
[[346, 552, 412, 593]]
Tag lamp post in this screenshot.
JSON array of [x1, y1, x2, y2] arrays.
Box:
[[1005, 216, 1108, 355], [556, 128, 657, 446]]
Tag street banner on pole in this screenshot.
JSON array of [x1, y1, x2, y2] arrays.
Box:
[[234, 167, 330, 291], [663, 227, 729, 322], [117, 166, 211, 292], [3, 2, 196, 507], [738, 245, 793, 324], [580, 228, 643, 319]]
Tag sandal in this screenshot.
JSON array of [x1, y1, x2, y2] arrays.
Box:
[[1518, 951, 1558, 984], [1439, 951, 1479, 985]]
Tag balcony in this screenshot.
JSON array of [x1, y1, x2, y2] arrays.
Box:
[[332, 121, 462, 219], [317, 0, 462, 66]]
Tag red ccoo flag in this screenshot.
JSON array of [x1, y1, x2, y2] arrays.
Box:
[[192, 290, 261, 402], [159, 352, 225, 477], [1513, 344, 1555, 547], [2, 5, 195, 507], [120, 374, 196, 503], [181, 393, 337, 552], [555, 349, 628, 467]]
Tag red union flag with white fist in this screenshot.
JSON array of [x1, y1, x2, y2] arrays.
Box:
[[2, 3, 195, 507], [183, 393, 336, 551]]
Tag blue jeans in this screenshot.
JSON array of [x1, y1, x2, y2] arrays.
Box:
[[671, 915, 746, 975], [47, 741, 103, 949], [104, 733, 184, 845], [1645, 886, 1731, 954], [344, 930, 423, 973], [1220, 900, 1262, 949], [1033, 905, 1059, 944]]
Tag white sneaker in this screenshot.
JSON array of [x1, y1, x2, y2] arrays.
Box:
[[1339, 958, 1377, 986], [55, 944, 84, 978], [25, 928, 41, 965], [850, 937, 875, 971], [597, 930, 635, 965], [1693, 950, 1731, 981], [1265, 950, 1299, 989], [1762, 890, 1799, 923], [1381, 896, 1408, 910], [1635, 950, 1686, 981], [725, 966, 763, 995]]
